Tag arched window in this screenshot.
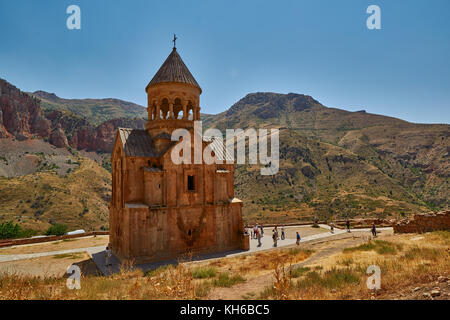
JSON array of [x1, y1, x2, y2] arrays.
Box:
[[174, 98, 182, 119], [187, 101, 193, 120], [161, 98, 169, 119]]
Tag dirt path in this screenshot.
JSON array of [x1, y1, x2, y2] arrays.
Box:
[[0, 251, 101, 277], [0, 235, 109, 255], [206, 231, 382, 300]]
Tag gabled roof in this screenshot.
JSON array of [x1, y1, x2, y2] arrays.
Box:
[[117, 128, 159, 157], [116, 128, 232, 161], [146, 48, 201, 91], [205, 136, 234, 162]]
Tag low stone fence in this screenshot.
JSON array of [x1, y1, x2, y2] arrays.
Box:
[[394, 210, 450, 234], [0, 231, 109, 248], [246, 218, 394, 229], [334, 218, 394, 229]]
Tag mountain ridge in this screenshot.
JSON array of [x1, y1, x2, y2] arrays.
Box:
[[31, 90, 147, 126], [0, 78, 448, 230]]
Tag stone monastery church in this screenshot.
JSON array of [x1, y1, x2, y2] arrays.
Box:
[[109, 42, 249, 263]]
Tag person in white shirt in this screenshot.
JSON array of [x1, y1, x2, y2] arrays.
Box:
[[105, 246, 112, 266]]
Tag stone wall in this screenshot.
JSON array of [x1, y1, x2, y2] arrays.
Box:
[[394, 210, 450, 234], [111, 203, 248, 263]]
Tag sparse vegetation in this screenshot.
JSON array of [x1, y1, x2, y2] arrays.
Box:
[[192, 266, 217, 279], [211, 273, 245, 287], [343, 240, 401, 255], [0, 221, 37, 239], [45, 224, 68, 236]]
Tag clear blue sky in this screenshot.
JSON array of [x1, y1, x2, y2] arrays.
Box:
[[1, 0, 449, 123]]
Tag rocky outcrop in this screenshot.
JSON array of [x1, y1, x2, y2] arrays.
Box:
[[0, 109, 11, 138], [49, 124, 69, 148], [394, 210, 450, 233], [1, 78, 145, 152], [0, 79, 51, 139], [69, 118, 145, 152]]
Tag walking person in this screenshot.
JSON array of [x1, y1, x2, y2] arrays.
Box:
[[371, 222, 377, 237], [346, 219, 351, 233], [330, 222, 335, 234], [260, 224, 264, 237], [105, 246, 112, 267], [272, 230, 278, 247], [257, 229, 262, 247], [281, 225, 285, 240], [296, 232, 301, 246]]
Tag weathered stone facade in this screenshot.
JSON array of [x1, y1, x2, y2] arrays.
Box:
[[394, 210, 450, 233], [109, 47, 249, 263]]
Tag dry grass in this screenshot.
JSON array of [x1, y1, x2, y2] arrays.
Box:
[[205, 247, 313, 277], [0, 246, 312, 300], [1, 232, 447, 300], [261, 231, 450, 300], [0, 259, 198, 300]]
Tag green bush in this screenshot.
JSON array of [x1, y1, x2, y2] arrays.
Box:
[[19, 228, 38, 238], [0, 221, 21, 239], [45, 224, 68, 236]]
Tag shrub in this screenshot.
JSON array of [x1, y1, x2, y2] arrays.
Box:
[[0, 221, 21, 239], [192, 267, 217, 279], [211, 273, 245, 287], [144, 265, 169, 277], [296, 268, 360, 289], [290, 266, 310, 278], [19, 228, 38, 238], [45, 224, 68, 236], [343, 240, 400, 255]]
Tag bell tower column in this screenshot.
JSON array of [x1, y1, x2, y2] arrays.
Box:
[[169, 102, 174, 119], [156, 104, 160, 120], [182, 102, 188, 119]]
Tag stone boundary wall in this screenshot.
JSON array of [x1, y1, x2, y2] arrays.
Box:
[[334, 218, 394, 229], [0, 231, 109, 248], [248, 218, 394, 229], [394, 210, 450, 234]]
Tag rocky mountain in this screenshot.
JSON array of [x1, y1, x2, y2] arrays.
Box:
[[205, 92, 449, 223], [0, 79, 50, 140], [0, 79, 146, 231], [0, 78, 145, 153], [32, 90, 147, 126]]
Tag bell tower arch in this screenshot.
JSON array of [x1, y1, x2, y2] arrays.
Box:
[[145, 44, 202, 137]]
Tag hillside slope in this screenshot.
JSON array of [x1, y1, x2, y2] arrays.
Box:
[[205, 93, 449, 222], [0, 147, 111, 232], [32, 90, 147, 126]]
